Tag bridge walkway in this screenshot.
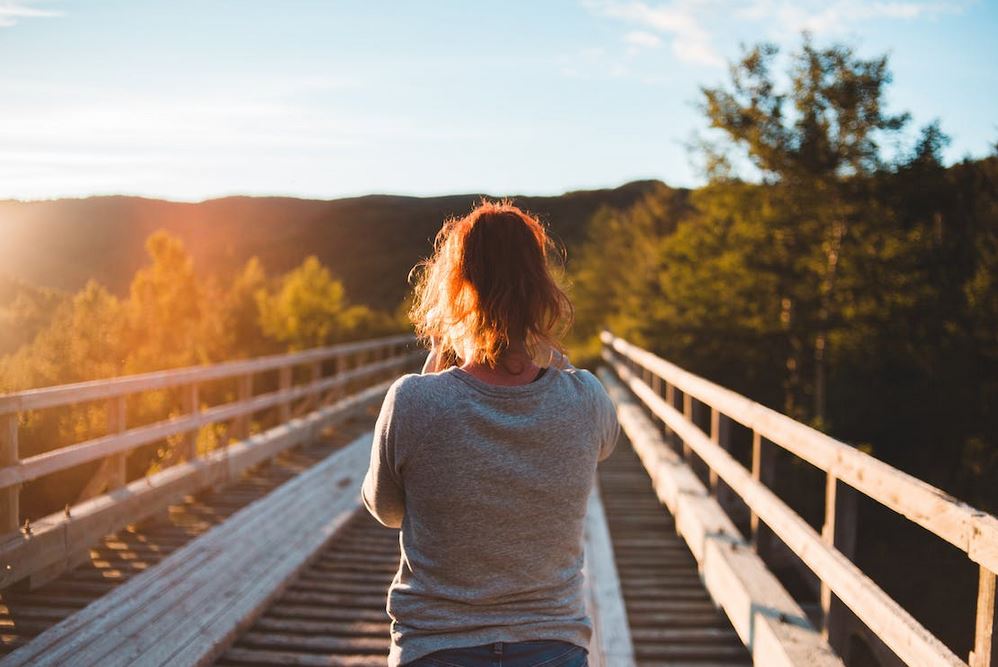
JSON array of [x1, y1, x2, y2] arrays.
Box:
[[0, 416, 373, 658]]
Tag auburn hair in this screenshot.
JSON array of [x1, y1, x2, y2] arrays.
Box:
[[408, 198, 574, 373]]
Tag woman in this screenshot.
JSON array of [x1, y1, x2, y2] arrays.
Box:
[[362, 199, 620, 667]]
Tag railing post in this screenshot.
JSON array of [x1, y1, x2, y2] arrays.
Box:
[[681, 392, 693, 461], [822, 473, 858, 653], [751, 430, 776, 560], [0, 413, 19, 534], [664, 384, 676, 450], [970, 566, 996, 667], [183, 383, 200, 458], [107, 396, 127, 488], [335, 354, 348, 401], [234, 375, 251, 440], [308, 361, 322, 408], [710, 409, 737, 519], [709, 407, 720, 495], [279, 366, 292, 423]]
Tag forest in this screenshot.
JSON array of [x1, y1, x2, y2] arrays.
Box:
[[566, 36, 997, 656]]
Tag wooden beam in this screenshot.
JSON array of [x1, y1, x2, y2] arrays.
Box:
[[233, 376, 250, 442], [180, 383, 200, 460], [0, 353, 423, 491], [682, 392, 693, 462], [582, 477, 635, 667], [0, 432, 372, 667], [822, 474, 858, 654], [106, 396, 127, 489], [603, 352, 964, 667], [970, 566, 996, 667], [278, 367, 293, 424], [0, 414, 19, 535], [598, 367, 841, 667], [0, 381, 392, 590], [0, 333, 415, 414], [600, 331, 998, 574]]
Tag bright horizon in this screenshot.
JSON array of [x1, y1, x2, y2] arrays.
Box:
[[2, 0, 996, 202]]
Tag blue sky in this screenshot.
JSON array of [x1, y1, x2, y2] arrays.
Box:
[[1, 0, 995, 201]]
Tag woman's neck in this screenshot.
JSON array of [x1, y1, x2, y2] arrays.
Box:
[[459, 345, 541, 387]]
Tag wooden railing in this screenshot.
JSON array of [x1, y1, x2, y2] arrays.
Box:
[[0, 332, 420, 589], [601, 330, 998, 667]]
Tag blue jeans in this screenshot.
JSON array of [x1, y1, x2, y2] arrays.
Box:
[[403, 639, 589, 667]]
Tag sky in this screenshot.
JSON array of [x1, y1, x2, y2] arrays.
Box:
[[1, 0, 996, 202]]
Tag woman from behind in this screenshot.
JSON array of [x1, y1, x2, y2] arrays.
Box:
[[362, 199, 620, 667]]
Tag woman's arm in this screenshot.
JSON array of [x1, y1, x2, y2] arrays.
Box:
[[361, 381, 406, 528]]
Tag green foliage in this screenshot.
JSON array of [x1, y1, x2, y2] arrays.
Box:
[[569, 34, 997, 515], [0, 230, 404, 520], [255, 255, 398, 350]]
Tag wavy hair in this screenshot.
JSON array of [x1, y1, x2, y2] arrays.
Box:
[[408, 198, 574, 374]]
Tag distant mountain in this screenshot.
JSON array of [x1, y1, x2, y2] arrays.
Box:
[[0, 180, 671, 312]]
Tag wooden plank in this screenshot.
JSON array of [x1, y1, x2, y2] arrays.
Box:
[[183, 383, 200, 459], [822, 474, 857, 653], [0, 333, 415, 414], [970, 566, 996, 667], [598, 368, 842, 667], [0, 352, 422, 491], [0, 433, 372, 667], [231, 375, 251, 441], [600, 331, 998, 574], [0, 380, 394, 590], [0, 415, 17, 535], [278, 367, 293, 423], [106, 396, 127, 489], [603, 355, 964, 667], [583, 477, 635, 667]]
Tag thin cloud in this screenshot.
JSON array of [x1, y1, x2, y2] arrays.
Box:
[[584, 0, 971, 69], [624, 30, 663, 48], [584, 1, 726, 68], [0, 1, 63, 28], [737, 0, 970, 34]]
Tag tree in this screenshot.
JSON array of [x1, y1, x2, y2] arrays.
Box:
[[258, 256, 359, 350], [696, 34, 912, 425]]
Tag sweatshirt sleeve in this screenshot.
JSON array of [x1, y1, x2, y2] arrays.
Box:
[[362, 379, 407, 528], [592, 375, 620, 462]]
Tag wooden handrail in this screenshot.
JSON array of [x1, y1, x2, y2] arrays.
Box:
[[600, 330, 998, 667], [0, 332, 417, 537], [0, 334, 414, 414], [0, 354, 411, 491]]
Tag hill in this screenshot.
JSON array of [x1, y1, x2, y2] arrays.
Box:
[[0, 181, 670, 313]]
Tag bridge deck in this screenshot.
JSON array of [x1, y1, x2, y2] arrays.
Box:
[[0, 417, 372, 658], [213, 429, 748, 666], [2, 415, 749, 666]]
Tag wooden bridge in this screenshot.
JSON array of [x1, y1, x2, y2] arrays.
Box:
[[0, 331, 995, 666]]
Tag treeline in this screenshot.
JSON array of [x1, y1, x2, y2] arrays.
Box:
[[1, 231, 404, 519], [566, 37, 996, 656]]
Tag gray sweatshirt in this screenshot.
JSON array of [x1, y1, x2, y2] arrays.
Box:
[[361, 357, 620, 666]]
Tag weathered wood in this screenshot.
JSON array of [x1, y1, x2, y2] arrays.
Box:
[[106, 396, 127, 488], [970, 566, 996, 667], [682, 392, 693, 461], [0, 415, 18, 535], [0, 431, 372, 667], [822, 474, 858, 654], [601, 331, 998, 575], [0, 353, 420, 491], [0, 334, 415, 415], [278, 367, 293, 424], [598, 368, 841, 667], [0, 381, 395, 590], [583, 477, 635, 667], [603, 352, 964, 667], [181, 382, 201, 461], [233, 376, 251, 442]]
